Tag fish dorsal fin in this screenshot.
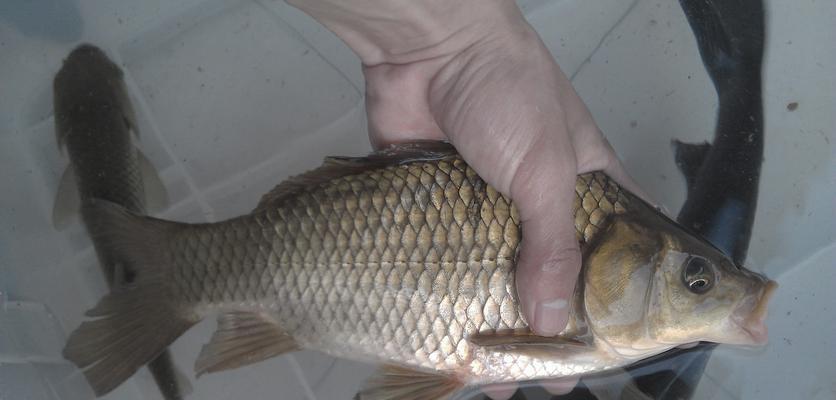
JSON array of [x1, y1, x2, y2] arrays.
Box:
[[671, 139, 712, 190], [253, 141, 458, 212], [194, 311, 298, 376], [468, 331, 591, 358], [52, 166, 80, 230], [357, 364, 462, 400]]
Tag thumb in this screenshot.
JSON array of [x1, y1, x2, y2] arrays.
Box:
[[511, 140, 581, 337]]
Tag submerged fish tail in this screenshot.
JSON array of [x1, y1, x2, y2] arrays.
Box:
[[63, 199, 201, 396]]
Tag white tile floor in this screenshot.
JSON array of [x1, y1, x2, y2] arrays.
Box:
[[0, 0, 833, 399]]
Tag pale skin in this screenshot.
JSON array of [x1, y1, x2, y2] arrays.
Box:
[[287, 0, 649, 397]]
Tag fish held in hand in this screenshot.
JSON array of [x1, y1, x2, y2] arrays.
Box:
[[62, 141, 776, 399]]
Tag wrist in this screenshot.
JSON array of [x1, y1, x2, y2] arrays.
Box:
[[287, 0, 532, 65]]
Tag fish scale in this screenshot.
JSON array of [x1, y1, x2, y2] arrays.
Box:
[[166, 156, 629, 378]]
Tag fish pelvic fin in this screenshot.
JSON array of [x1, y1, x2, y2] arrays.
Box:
[[63, 199, 200, 396], [468, 331, 592, 359], [195, 311, 299, 376], [357, 364, 463, 400]]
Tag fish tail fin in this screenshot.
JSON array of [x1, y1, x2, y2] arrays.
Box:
[[63, 199, 200, 396]]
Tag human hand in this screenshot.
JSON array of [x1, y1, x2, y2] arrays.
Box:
[[288, 1, 648, 398]]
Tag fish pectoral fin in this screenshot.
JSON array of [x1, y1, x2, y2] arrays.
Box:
[[52, 166, 80, 230], [671, 139, 712, 190], [194, 311, 298, 377], [468, 332, 592, 358], [137, 150, 169, 213], [357, 364, 463, 400]]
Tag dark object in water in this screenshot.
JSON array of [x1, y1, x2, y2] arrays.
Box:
[[630, 0, 767, 398], [673, 0, 766, 265], [53, 44, 186, 400]]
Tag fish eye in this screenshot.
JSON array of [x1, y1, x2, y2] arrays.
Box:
[[682, 256, 714, 294]]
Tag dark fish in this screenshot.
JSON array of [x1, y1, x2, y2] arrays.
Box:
[[630, 0, 767, 398], [52, 43, 187, 400]]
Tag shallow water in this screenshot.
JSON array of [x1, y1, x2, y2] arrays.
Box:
[[0, 0, 833, 399]]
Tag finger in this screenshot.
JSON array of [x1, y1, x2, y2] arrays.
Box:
[[540, 377, 579, 395], [481, 382, 519, 400], [511, 135, 581, 337], [363, 63, 446, 149]]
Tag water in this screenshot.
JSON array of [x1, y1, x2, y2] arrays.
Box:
[[0, 0, 833, 399]]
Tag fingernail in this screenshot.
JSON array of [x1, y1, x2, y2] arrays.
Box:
[[534, 298, 569, 336]]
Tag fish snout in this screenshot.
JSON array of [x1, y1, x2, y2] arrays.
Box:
[[738, 279, 778, 345]]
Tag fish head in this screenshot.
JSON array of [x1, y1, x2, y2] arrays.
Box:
[[54, 44, 132, 150], [582, 204, 776, 357], [55, 44, 124, 90]]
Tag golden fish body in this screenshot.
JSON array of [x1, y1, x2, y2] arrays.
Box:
[[176, 155, 626, 379], [64, 142, 775, 399]]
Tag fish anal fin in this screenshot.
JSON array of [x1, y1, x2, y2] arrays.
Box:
[[357, 364, 463, 400], [468, 331, 592, 359], [253, 140, 457, 212], [136, 150, 168, 213], [195, 311, 298, 377], [52, 166, 80, 230], [672, 140, 712, 190]]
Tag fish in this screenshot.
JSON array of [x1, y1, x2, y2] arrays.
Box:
[[53, 43, 187, 400], [61, 141, 776, 399]]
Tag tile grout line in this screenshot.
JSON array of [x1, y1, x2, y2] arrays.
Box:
[[286, 354, 319, 400], [569, 0, 642, 82]]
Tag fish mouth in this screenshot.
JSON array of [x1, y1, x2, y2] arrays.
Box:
[[738, 280, 778, 345]]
